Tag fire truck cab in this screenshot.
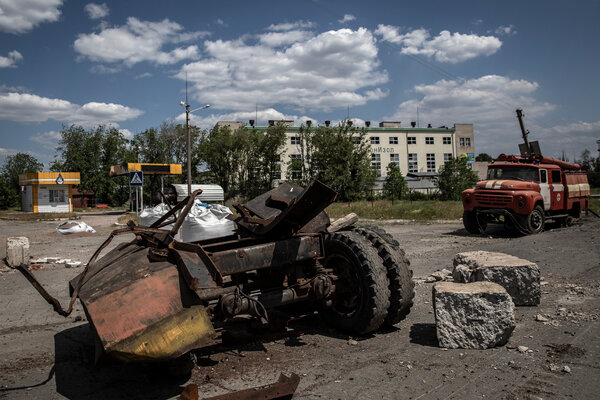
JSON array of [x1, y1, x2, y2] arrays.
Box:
[[462, 154, 590, 234]]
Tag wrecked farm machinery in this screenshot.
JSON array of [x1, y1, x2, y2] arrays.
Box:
[[21, 180, 414, 372]]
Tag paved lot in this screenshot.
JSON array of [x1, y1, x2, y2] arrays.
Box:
[[0, 212, 598, 399]]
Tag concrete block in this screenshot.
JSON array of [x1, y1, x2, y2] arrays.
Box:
[[453, 251, 540, 306], [433, 281, 516, 349], [6, 237, 30, 268]]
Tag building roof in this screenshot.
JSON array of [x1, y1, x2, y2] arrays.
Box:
[[19, 172, 80, 185]]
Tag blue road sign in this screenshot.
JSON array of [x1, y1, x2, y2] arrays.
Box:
[[129, 171, 143, 186]]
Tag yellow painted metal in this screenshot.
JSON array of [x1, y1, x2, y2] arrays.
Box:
[[105, 304, 215, 362], [18, 172, 80, 185]]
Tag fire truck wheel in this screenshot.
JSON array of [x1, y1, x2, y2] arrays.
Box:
[[352, 227, 414, 326], [525, 205, 545, 234], [463, 211, 485, 234], [322, 231, 391, 335]]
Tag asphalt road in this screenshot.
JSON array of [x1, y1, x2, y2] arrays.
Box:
[[0, 213, 598, 399]]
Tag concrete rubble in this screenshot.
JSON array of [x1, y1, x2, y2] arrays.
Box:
[[433, 281, 516, 349], [452, 251, 541, 306], [6, 237, 30, 267]]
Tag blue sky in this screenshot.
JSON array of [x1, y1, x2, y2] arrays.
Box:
[[1, 0, 599, 166]]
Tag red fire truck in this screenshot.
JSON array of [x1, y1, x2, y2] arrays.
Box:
[[462, 110, 591, 234]]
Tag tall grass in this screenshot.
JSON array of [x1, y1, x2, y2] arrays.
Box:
[[326, 200, 464, 221]]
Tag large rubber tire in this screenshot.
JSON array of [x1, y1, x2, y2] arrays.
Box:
[[352, 226, 414, 326], [322, 231, 390, 335], [525, 205, 545, 234], [463, 210, 485, 234]]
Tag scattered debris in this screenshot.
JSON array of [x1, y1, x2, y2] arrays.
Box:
[[562, 365, 572, 373], [56, 221, 96, 234], [348, 339, 358, 346], [192, 373, 300, 400], [430, 268, 453, 281], [452, 251, 540, 306], [535, 314, 550, 322], [433, 281, 516, 349], [517, 346, 529, 353]]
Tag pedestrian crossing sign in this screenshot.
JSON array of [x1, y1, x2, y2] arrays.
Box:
[[129, 171, 143, 186]]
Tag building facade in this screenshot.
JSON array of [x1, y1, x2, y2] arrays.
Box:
[[216, 120, 475, 182], [19, 172, 80, 213]]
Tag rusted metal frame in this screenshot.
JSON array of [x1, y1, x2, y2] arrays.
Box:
[[208, 235, 322, 277], [169, 188, 203, 236], [171, 241, 223, 286], [199, 373, 301, 400]]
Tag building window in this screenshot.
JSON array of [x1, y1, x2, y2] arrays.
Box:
[[407, 136, 416, 145], [353, 136, 362, 144], [443, 137, 452, 145], [426, 153, 436, 172], [272, 160, 282, 180], [49, 189, 65, 203], [460, 137, 465, 146], [290, 154, 302, 180], [390, 154, 400, 165], [444, 153, 452, 163], [290, 136, 300, 145], [425, 137, 434, 144], [370, 136, 380, 145], [465, 138, 471, 146], [408, 153, 418, 173], [389, 136, 398, 145], [371, 153, 381, 176]]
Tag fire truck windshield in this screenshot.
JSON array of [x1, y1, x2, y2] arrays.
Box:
[[487, 166, 539, 182]]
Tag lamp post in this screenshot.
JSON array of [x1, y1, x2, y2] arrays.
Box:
[[183, 102, 210, 195]]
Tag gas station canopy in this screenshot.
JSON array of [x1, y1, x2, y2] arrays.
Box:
[[110, 163, 182, 177]]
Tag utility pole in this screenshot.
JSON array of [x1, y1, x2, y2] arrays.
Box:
[[186, 102, 192, 196]]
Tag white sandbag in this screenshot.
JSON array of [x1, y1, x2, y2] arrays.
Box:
[[56, 221, 96, 234], [140, 203, 180, 240], [180, 203, 235, 242]]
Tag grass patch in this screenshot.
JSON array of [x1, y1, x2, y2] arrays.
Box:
[[326, 200, 464, 221], [117, 213, 140, 225]]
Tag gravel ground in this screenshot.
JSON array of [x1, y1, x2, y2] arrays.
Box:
[[0, 212, 598, 399]]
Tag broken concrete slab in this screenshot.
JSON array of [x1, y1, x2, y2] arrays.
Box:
[[433, 281, 516, 349], [453, 251, 540, 306], [6, 237, 30, 268]]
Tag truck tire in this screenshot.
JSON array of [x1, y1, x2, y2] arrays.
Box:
[[322, 231, 390, 335], [525, 205, 545, 234], [352, 227, 414, 326], [463, 210, 485, 234]]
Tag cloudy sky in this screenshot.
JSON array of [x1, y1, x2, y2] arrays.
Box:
[[1, 0, 599, 165]]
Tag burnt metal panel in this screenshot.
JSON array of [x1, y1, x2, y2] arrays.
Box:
[[209, 235, 322, 276]]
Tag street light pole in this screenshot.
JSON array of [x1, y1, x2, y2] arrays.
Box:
[[186, 102, 191, 196]]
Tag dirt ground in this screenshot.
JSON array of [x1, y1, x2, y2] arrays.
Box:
[[0, 211, 598, 399]]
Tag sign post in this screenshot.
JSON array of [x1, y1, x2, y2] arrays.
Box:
[[129, 171, 143, 215]]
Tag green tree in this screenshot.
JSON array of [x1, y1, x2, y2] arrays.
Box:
[[435, 157, 479, 200], [475, 153, 493, 162], [0, 172, 19, 209], [52, 125, 131, 206], [287, 122, 375, 201], [383, 162, 408, 200], [1, 153, 44, 207]]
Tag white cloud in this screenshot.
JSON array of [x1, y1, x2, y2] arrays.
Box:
[[375, 25, 502, 63], [0, 0, 62, 34], [339, 14, 356, 24], [178, 27, 388, 112], [0, 92, 143, 126], [385, 75, 568, 156], [216, 18, 226, 26], [258, 30, 313, 47], [266, 20, 315, 31], [84, 2, 109, 20], [494, 25, 517, 36], [0, 50, 23, 68], [90, 64, 120, 74], [30, 130, 62, 147], [74, 17, 209, 66], [118, 128, 134, 139], [135, 72, 152, 79]]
